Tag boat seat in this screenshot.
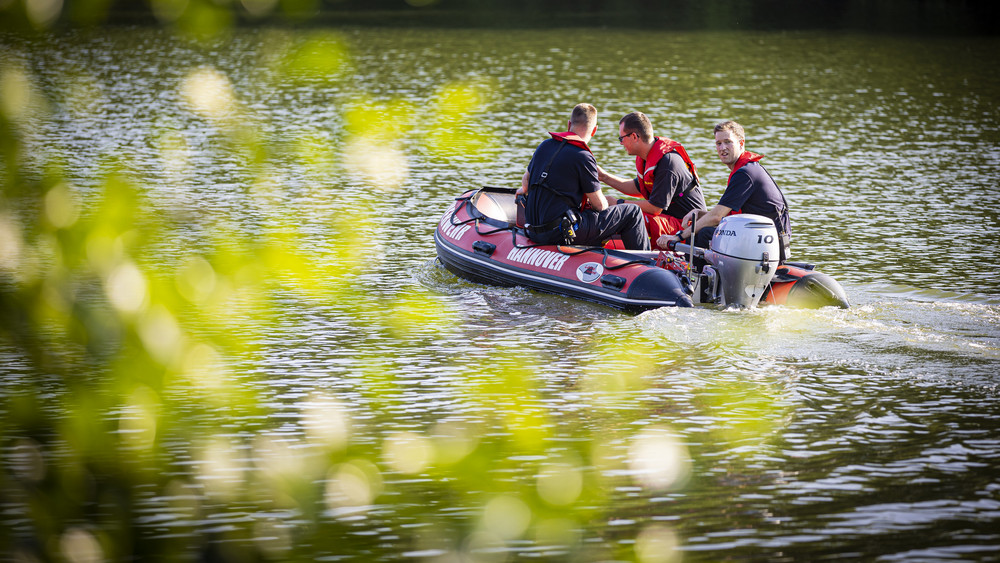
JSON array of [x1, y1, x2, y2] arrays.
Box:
[[475, 190, 517, 223]]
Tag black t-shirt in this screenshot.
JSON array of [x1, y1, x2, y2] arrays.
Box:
[[524, 138, 600, 227], [650, 152, 708, 220], [718, 161, 791, 236]]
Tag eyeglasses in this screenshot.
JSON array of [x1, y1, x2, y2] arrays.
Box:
[[618, 132, 634, 144]]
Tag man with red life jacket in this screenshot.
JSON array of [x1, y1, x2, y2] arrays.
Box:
[[516, 104, 649, 250], [597, 112, 707, 246], [658, 120, 792, 263]]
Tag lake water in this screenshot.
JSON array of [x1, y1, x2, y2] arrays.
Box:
[[2, 26, 999, 561]]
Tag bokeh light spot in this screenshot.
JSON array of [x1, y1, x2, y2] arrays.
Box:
[[280, 33, 348, 81], [59, 527, 103, 563], [635, 524, 681, 563], [139, 305, 184, 365], [26, 0, 63, 28], [150, 0, 188, 22], [255, 434, 308, 481], [384, 431, 432, 475], [106, 262, 148, 313], [482, 494, 532, 540], [324, 459, 383, 511], [536, 459, 583, 507], [0, 214, 23, 272], [430, 421, 478, 465], [0, 66, 32, 120], [180, 342, 226, 391], [198, 438, 245, 500], [302, 393, 351, 452], [343, 137, 408, 192], [240, 0, 278, 18], [628, 426, 691, 492], [176, 255, 217, 304], [180, 66, 237, 121], [44, 183, 80, 229]]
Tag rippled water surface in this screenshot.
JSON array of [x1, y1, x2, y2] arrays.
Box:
[[2, 26, 1000, 561]]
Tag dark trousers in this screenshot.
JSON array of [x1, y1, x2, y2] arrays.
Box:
[[574, 203, 650, 250], [694, 225, 715, 250]]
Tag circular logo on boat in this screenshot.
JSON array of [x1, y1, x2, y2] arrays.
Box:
[[576, 262, 604, 283]]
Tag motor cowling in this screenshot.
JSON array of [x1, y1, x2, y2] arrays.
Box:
[[702, 214, 779, 308]]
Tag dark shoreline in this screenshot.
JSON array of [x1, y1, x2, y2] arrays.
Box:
[[4, 1, 999, 37]]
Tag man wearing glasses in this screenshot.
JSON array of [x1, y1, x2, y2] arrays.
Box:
[[598, 111, 707, 246]]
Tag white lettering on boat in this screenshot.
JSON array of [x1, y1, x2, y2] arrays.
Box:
[[440, 217, 472, 241], [506, 247, 571, 271], [540, 252, 560, 270]]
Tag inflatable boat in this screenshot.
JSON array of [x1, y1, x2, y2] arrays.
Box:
[[434, 186, 849, 312]]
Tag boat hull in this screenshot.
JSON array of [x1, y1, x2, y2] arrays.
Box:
[[434, 187, 849, 311]]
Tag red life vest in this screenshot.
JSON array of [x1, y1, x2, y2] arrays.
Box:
[[548, 131, 592, 152], [634, 137, 699, 201], [727, 150, 764, 183], [725, 151, 765, 216], [633, 137, 699, 240]]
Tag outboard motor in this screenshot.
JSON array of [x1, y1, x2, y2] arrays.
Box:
[[703, 214, 779, 308]]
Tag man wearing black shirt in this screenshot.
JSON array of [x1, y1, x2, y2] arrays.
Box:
[[518, 104, 649, 250], [658, 120, 791, 263]]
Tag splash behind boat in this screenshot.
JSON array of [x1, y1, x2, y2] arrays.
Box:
[[434, 186, 849, 312]]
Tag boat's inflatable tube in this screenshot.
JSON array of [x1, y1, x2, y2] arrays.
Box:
[[762, 264, 850, 309]]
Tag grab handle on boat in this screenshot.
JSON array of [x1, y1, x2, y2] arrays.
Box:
[[473, 241, 496, 257], [600, 275, 626, 290]]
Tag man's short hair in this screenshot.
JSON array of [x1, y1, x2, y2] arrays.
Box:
[[714, 120, 745, 143], [570, 103, 598, 129], [619, 111, 654, 143]]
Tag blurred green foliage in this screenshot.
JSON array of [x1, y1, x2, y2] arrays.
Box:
[[0, 2, 793, 561]]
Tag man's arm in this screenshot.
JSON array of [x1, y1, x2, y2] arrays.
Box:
[[680, 204, 730, 238], [634, 199, 664, 216], [586, 189, 609, 211], [597, 166, 642, 197], [597, 166, 663, 213], [655, 204, 730, 249], [516, 170, 529, 195]]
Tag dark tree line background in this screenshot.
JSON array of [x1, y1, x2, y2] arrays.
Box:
[[1, 0, 998, 34]]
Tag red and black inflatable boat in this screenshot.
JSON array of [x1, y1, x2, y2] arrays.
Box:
[[434, 187, 849, 312]]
